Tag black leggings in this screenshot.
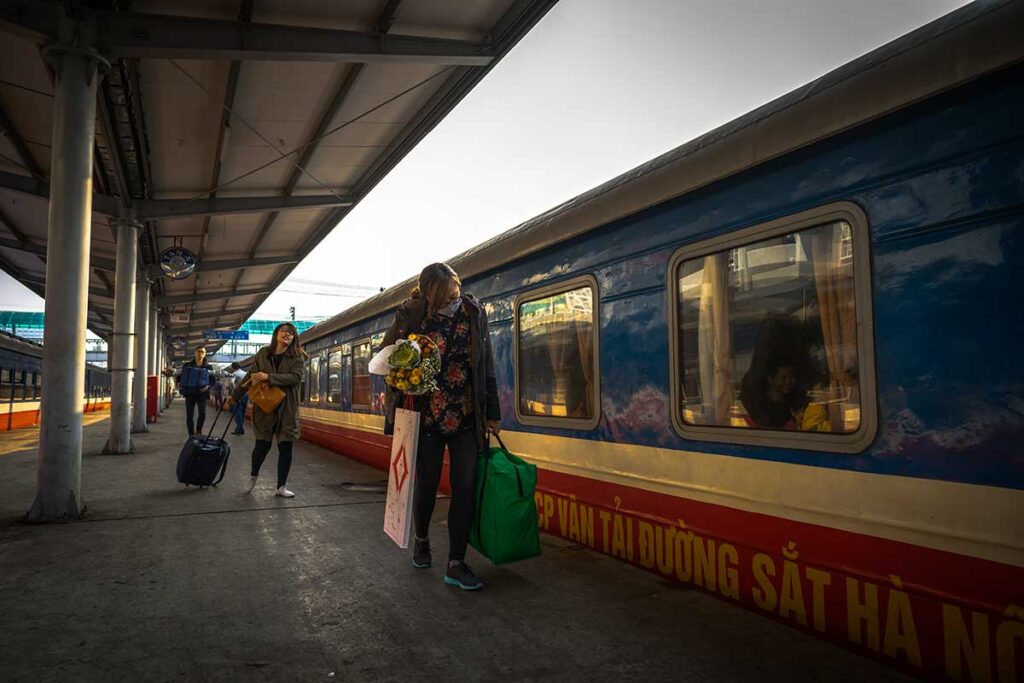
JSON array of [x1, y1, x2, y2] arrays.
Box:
[[413, 427, 478, 562], [251, 439, 293, 488], [185, 395, 207, 436]]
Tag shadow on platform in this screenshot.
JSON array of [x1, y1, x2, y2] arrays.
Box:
[[0, 402, 912, 681]]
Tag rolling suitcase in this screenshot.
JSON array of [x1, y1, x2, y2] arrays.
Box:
[[176, 401, 239, 487]]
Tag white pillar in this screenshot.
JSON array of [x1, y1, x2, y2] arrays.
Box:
[[103, 219, 138, 454], [131, 277, 150, 433], [29, 43, 109, 521]]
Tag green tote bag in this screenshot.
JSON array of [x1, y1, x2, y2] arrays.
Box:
[[469, 433, 542, 565]]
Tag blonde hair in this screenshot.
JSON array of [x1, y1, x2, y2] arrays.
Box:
[[410, 262, 461, 315]]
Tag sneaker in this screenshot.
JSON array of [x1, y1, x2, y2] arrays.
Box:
[[444, 561, 483, 591], [412, 537, 431, 569], [275, 486, 295, 498], [231, 430, 244, 435], [244, 475, 258, 494]]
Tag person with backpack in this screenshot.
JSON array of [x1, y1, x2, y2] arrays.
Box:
[[230, 323, 306, 498], [382, 262, 501, 591], [176, 346, 213, 437]]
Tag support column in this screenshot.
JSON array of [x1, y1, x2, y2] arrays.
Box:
[[148, 302, 157, 379], [160, 334, 168, 411], [154, 321, 162, 411], [132, 276, 150, 433], [103, 219, 138, 454], [29, 43, 109, 521]]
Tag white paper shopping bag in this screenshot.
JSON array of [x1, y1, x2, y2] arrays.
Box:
[[383, 407, 420, 548]]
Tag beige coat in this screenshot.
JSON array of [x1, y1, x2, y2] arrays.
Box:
[[233, 347, 306, 442]]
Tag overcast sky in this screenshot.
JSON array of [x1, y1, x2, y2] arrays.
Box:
[[0, 0, 971, 321]]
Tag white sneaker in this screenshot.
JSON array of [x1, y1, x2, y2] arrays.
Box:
[[244, 476, 258, 494], [275, 486, 295, 498]]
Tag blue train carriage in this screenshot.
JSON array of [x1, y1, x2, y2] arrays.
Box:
[[295, 3, 1023, 680], [0, 332, 111, 431]]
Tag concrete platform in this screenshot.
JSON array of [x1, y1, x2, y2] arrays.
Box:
[[0, 403, 914, 682]]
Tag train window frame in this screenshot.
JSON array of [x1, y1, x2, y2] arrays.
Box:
[[667, 201, 877, 454], [327, 349, 343, 404], [350, 338, 372, 409], [308, 355, 322, 404], [513, 275, 601, 431]]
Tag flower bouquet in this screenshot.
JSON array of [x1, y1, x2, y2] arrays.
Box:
[[368, 333, 440, 395]]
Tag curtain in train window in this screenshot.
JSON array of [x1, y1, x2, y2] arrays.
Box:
[[327, 351, 342, 404], [676, 220, 860, 433], [308, 356, 321, 403], [352, 342, 371, 407], [518, 286, 596, 419]]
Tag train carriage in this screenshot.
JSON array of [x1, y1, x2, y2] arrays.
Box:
[[0, 333, 111, 431], [293, 3, 1023, 680]]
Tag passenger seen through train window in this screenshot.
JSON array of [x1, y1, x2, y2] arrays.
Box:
[[676, 220, 860, 433]]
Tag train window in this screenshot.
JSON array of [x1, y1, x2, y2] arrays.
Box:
[[0, 369, 13, 400], [308, 356, 321, 403], [352, 340, 371, 408], [514, 276, 600, 430], [327, 350, 342, 404], [668, 202, 876, 453]]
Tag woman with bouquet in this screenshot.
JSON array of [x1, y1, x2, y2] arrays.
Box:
[[230, 322, 307, 498], [382, 262, 501, 591]]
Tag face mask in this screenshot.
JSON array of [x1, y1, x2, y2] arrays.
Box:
[[437, 295, 461, 317]]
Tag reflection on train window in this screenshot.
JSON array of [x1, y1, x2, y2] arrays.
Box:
[[517, 283, 597, 425], [1, 369, 15, 400], [327, 350, 342, 404], [676, 220, 861, 433], [308, 356, 321, 403], [352, 341, 371, 407]]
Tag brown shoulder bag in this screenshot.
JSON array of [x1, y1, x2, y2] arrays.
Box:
[[246, 378, 286, 413]]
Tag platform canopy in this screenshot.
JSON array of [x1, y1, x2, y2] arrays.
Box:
[[0, 0, 556, 359]]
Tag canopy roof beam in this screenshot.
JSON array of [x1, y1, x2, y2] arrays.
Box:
[[0, 169, 122, 215], [0, 100, 44, 179], [135, 194, 352, 220], [159, 286, 272, 306], [97, 10, 494, 64], [0, 171, 348, 220], [170, 307, 254, 323], [166, 324, 245, 337], [0, 2, 494, 65]]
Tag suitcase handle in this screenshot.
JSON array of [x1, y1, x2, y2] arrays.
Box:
[[212, 449, 231, 486], [202, 396, 244, 446]]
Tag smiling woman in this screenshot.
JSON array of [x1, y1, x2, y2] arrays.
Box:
[[232, 322, 307, 499]]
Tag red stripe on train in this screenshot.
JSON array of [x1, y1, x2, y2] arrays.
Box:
[[300, 417, 1024, 681], [0, 401, 110, 432]]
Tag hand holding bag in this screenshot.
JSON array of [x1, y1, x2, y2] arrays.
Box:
[[245, 376, 286, 413]]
